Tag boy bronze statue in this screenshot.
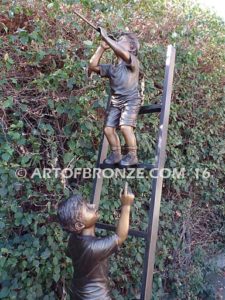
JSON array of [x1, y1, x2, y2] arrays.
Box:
[[88, 28, 141, 167], [57, 183, 134, 300]]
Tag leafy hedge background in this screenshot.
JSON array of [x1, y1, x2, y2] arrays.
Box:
[[0, 0, 224, 299]]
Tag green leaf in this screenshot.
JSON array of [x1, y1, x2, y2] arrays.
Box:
[[63, 152, 74, 164], [41, 249, 51, 260], [83, 40, 93, 46], [21, 155, 31, 165], [0, 221, 5, 229], [0, 287, 10, 298], [53, 272, 60, 282], [0, 188, 7, 196], [2, 153, 11, 161], [3, 97, 13, 108], [1, 248, 9, 254]]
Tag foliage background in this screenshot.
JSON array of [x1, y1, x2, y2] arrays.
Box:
[[0, 0, 224, 299]]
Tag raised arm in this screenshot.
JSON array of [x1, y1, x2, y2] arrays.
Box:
[[99, 27, 130, 64], [88, 41, 109, 76], [116, 182, 134, 246]]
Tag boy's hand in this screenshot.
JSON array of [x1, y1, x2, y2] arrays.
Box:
[[120, 182, 134, 206], [101, 41, 110, 50]]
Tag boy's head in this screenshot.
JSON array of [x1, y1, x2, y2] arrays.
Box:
[[57, 194, 99, 233], [118, 32, 140, 56]]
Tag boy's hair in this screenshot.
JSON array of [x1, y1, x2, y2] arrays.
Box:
[[120, 32, 140, 56], [57, 194, 84, 233]]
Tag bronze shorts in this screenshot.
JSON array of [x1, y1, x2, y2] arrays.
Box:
[[105, 96, 141, 128]]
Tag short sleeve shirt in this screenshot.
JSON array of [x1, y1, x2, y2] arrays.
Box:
[[99, 54, 140, 99], [67, 233, 119, 300]]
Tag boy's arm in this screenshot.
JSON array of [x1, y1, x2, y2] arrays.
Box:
[[89, 183, 133, 261], [88, 42, 109, 76], [99, 27, 130, 64], [116, 183, 134, 246]]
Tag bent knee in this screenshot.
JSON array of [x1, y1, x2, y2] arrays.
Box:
[[120, 125, 133, 134], [104, 126, 115, 136]]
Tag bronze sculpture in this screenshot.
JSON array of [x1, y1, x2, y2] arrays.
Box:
[[57, 183, 134, 300], [88, 28, 141, 167]]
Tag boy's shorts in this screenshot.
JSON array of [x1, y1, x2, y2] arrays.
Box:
[[105, 96, 141, 128]]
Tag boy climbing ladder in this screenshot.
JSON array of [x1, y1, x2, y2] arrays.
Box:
[[88, 27, 141, 167]]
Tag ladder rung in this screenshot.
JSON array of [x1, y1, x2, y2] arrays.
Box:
[[139, 104, 162, 114], [100, 163, 154, 170], [96, 222, 147, 238], [136, 163, 155, 170]]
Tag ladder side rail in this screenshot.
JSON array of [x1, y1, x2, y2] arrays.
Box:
[[141, 45, 176, 300], [90, 135, 109, 207], [90, 95, 111, 207]]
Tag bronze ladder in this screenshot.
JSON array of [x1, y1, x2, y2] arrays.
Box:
[[90, 45, 176, 300]]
